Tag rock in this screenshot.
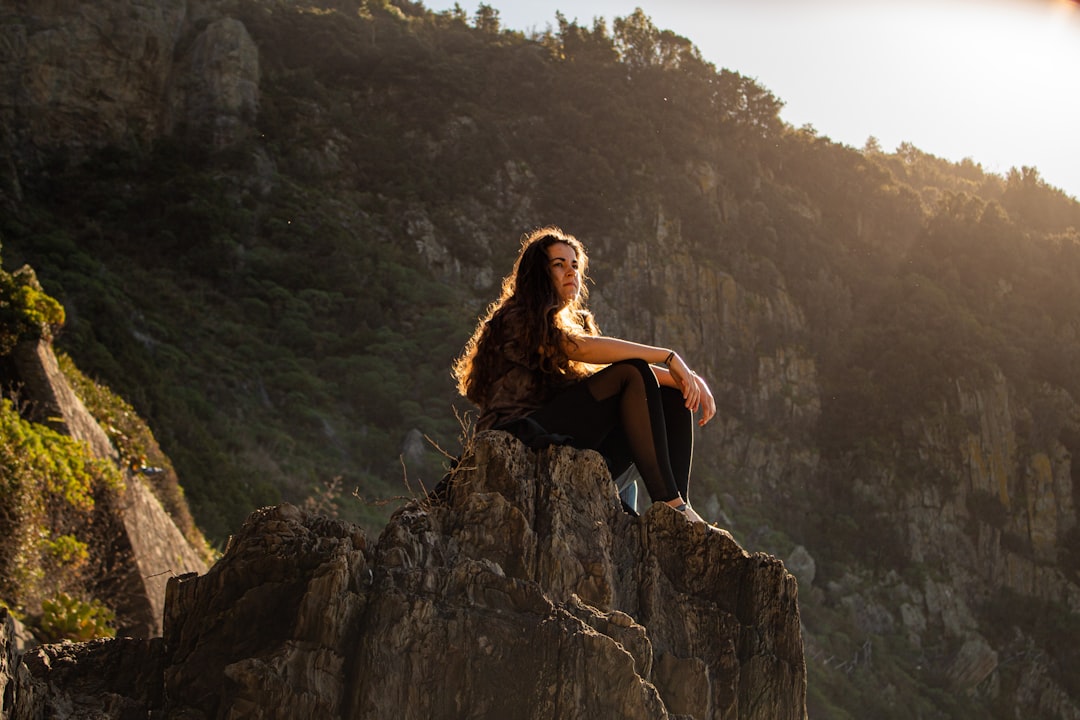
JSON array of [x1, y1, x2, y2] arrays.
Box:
[[9, 431, 809, 717], [946, 636, 998, 693], [5, 336, 208, 638], [170, 16, 260, 148], [1, 608, 21, 720], [115, 475, 209, 636], [156, 431, 805, 719], [14, 637, 165, 720], [0, 0, 259, 162], [10, 338, 116, 462], [785, 545, 816, 587], [0, 0, 188, 153], [1014, 656, 1080, 719], [899, 602, 927, 647]]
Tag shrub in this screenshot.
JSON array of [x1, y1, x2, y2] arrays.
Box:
[[39, 592, 116, 642], [44, 534, 90, 568], [0, 263, 66, 352]]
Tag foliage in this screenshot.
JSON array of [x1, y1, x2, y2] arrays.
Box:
[[0, 398, 118, 513], [0, 397, 122, 626], [57, 352, 209, 556], [44, 534, 90, 568], [0, 258, 65, 353], [39, 591, 116, 643]]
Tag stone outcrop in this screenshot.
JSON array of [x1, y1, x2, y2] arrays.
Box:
[[11, 636, 165, 720], [0, 0, 259, 171], [4, 337, 208, 637], [1, 609, 20, 720], [113, 475, 209, 636], [2, 432, 806, 719], [10, 338, 116, 461]]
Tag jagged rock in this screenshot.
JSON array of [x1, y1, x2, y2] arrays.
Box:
[[946, 636, 998, 694], [0, 0, 258, 162], [5, 336, 208, 637], [0, 0, 188, 153], [1015, 657, 1080, 720], [10, 338, 116, 462], [170, 16, 260, 148], [2, 608, 21, 720], [114, 476, 209, 637], [156, 431, 805, 719], [13, 637, 164, 720]]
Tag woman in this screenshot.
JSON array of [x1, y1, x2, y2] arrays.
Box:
[[453, 226, 715, 521]]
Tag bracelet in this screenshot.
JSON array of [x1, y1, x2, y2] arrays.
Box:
[[663, 351, 674, 365]]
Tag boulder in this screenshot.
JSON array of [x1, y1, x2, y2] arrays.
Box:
[[161, 431, 806, 719]]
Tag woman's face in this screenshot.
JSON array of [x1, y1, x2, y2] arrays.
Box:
[[545, 241, 580, 304]]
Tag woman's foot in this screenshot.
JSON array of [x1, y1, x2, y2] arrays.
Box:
[[664, 498, 704, 523], [682, 504, 705, 523]]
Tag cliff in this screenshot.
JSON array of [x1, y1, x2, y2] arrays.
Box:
[[2, 431, 806, 719], [0, 0, 258, 190], [1, 334, 208, 637]]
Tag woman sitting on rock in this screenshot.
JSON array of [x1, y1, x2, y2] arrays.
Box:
[[453, 226, 715, 521]]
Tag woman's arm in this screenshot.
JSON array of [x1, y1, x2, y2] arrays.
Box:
[[653, 366, 717, 426], [564, 335, 671, 366], [565, 335, 716, 425]]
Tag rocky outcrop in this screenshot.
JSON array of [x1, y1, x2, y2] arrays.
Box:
[[1, 609, 21, 720], [11, 637, 165, 720], [169, 15, 260, 148], [114, 475, 209, 636], [4, 336, 207, 637], [10, 339, 116, 460], [0, 0, 259, 171], [3, 432, 806, 719]]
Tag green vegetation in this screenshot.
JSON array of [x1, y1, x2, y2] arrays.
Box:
[[0, 256, 131, 639], [0, 370, 123, 636], [39, 591, 116, 643], [0, 263, 65, 353]]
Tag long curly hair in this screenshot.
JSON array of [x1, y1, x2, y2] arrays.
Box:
[[453, 226, 598, 407]]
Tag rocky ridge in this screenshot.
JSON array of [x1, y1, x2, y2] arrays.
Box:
[[0, 0, 258, 186], [3, 336, 208, 637], [2, 431, 806, 719]]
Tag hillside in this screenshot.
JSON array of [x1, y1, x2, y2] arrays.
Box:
[[2, 0, 1080, 717]]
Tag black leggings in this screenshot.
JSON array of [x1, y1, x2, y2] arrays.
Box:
[[527, 359, 693, 503]]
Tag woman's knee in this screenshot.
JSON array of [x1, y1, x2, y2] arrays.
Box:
[[611, 358, 655, 384]]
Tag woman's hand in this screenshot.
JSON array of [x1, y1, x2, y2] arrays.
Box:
[[668, 353, 715, 427], [693, 374, 716, 427], [660, 356, 712, 427]]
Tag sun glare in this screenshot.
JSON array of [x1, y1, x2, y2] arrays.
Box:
[[426, 0, 1080, 198]]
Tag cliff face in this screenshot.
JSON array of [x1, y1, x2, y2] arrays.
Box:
[[3, 432, 806, 719], [2, 336, 208, 637], [0, 0, 257, 179]]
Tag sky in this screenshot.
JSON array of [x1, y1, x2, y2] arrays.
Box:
[[423, 0, 1080, 201]]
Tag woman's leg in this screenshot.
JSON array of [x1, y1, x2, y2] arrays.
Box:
[[529, 359, 683, 503], [659, 385, 694, 500], [599, 386, 694, 499]]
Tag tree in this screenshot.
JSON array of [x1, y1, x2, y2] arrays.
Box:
[[552, 12, 617, 65], [474, 3, 499, 34], [613, 8, 659, 69]]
